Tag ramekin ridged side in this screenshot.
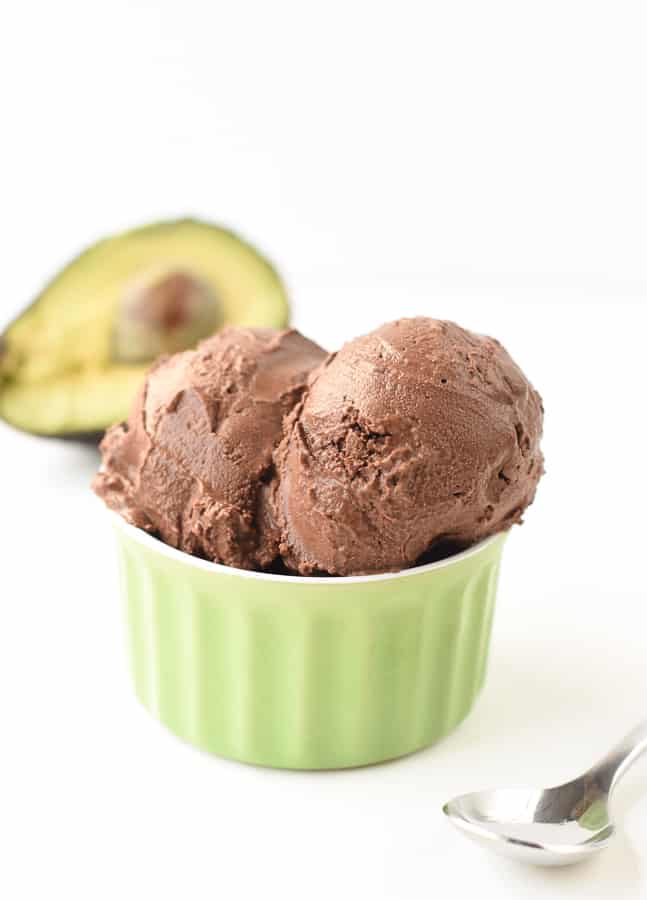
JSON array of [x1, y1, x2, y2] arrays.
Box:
[[113, 517, 505, 769]]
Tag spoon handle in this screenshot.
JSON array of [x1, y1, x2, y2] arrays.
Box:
[[589, 721, 647, 795]]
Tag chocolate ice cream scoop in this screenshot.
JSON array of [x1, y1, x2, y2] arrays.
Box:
[[273, 318, 544, 576], [94, 327, 326, 570]]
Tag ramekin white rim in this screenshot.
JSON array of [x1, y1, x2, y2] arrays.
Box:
[[109, 509, 506, 585]]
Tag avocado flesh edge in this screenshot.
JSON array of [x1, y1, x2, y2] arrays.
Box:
[[0, 367, 150, 436], [0, 219, 289, 436]]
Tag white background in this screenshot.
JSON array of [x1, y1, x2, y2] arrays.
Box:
[[2, 2, 647, 898]]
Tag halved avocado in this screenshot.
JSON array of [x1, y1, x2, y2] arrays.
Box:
[[0, 219, 289, 438]]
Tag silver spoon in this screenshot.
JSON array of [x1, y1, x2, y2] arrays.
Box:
[[443, 721, 647, 866]]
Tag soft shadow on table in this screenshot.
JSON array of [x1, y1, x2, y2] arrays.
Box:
[[487, 829, 643, 896], [46, 440, 101, 488], [3, 422, 102, 489], [450, 632, 645, 762]]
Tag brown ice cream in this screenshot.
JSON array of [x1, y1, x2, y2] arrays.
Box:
[[272, 318, 544, 575], [95, 317, 544, 576], [93, 327, 326, 570]]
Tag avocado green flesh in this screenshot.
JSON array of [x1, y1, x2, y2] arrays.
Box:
[[0, 220, 289, 436], [0, 367, 149, 435]]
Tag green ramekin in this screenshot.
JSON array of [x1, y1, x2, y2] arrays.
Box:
[[111, 513, 506, 769]]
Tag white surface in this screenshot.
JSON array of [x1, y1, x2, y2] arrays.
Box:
[[2, 2, 647, 898]]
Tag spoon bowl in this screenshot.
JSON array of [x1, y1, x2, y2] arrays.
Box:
[[444, 785, 615, 866], [443, 721, 647, 866]]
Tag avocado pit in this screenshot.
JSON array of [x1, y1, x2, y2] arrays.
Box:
[[113, 269, 224, 363]]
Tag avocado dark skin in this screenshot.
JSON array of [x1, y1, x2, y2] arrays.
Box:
[[0, 219, 290, 440]]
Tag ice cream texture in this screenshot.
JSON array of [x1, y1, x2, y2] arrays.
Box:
[[95, 318, 544, 576], [93, 327, 326, 570], [273, 318, 543, 575]]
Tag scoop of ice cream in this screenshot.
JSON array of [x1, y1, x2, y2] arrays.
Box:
[[272, 317, 544, 576], [93, 327, 326, 569]]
